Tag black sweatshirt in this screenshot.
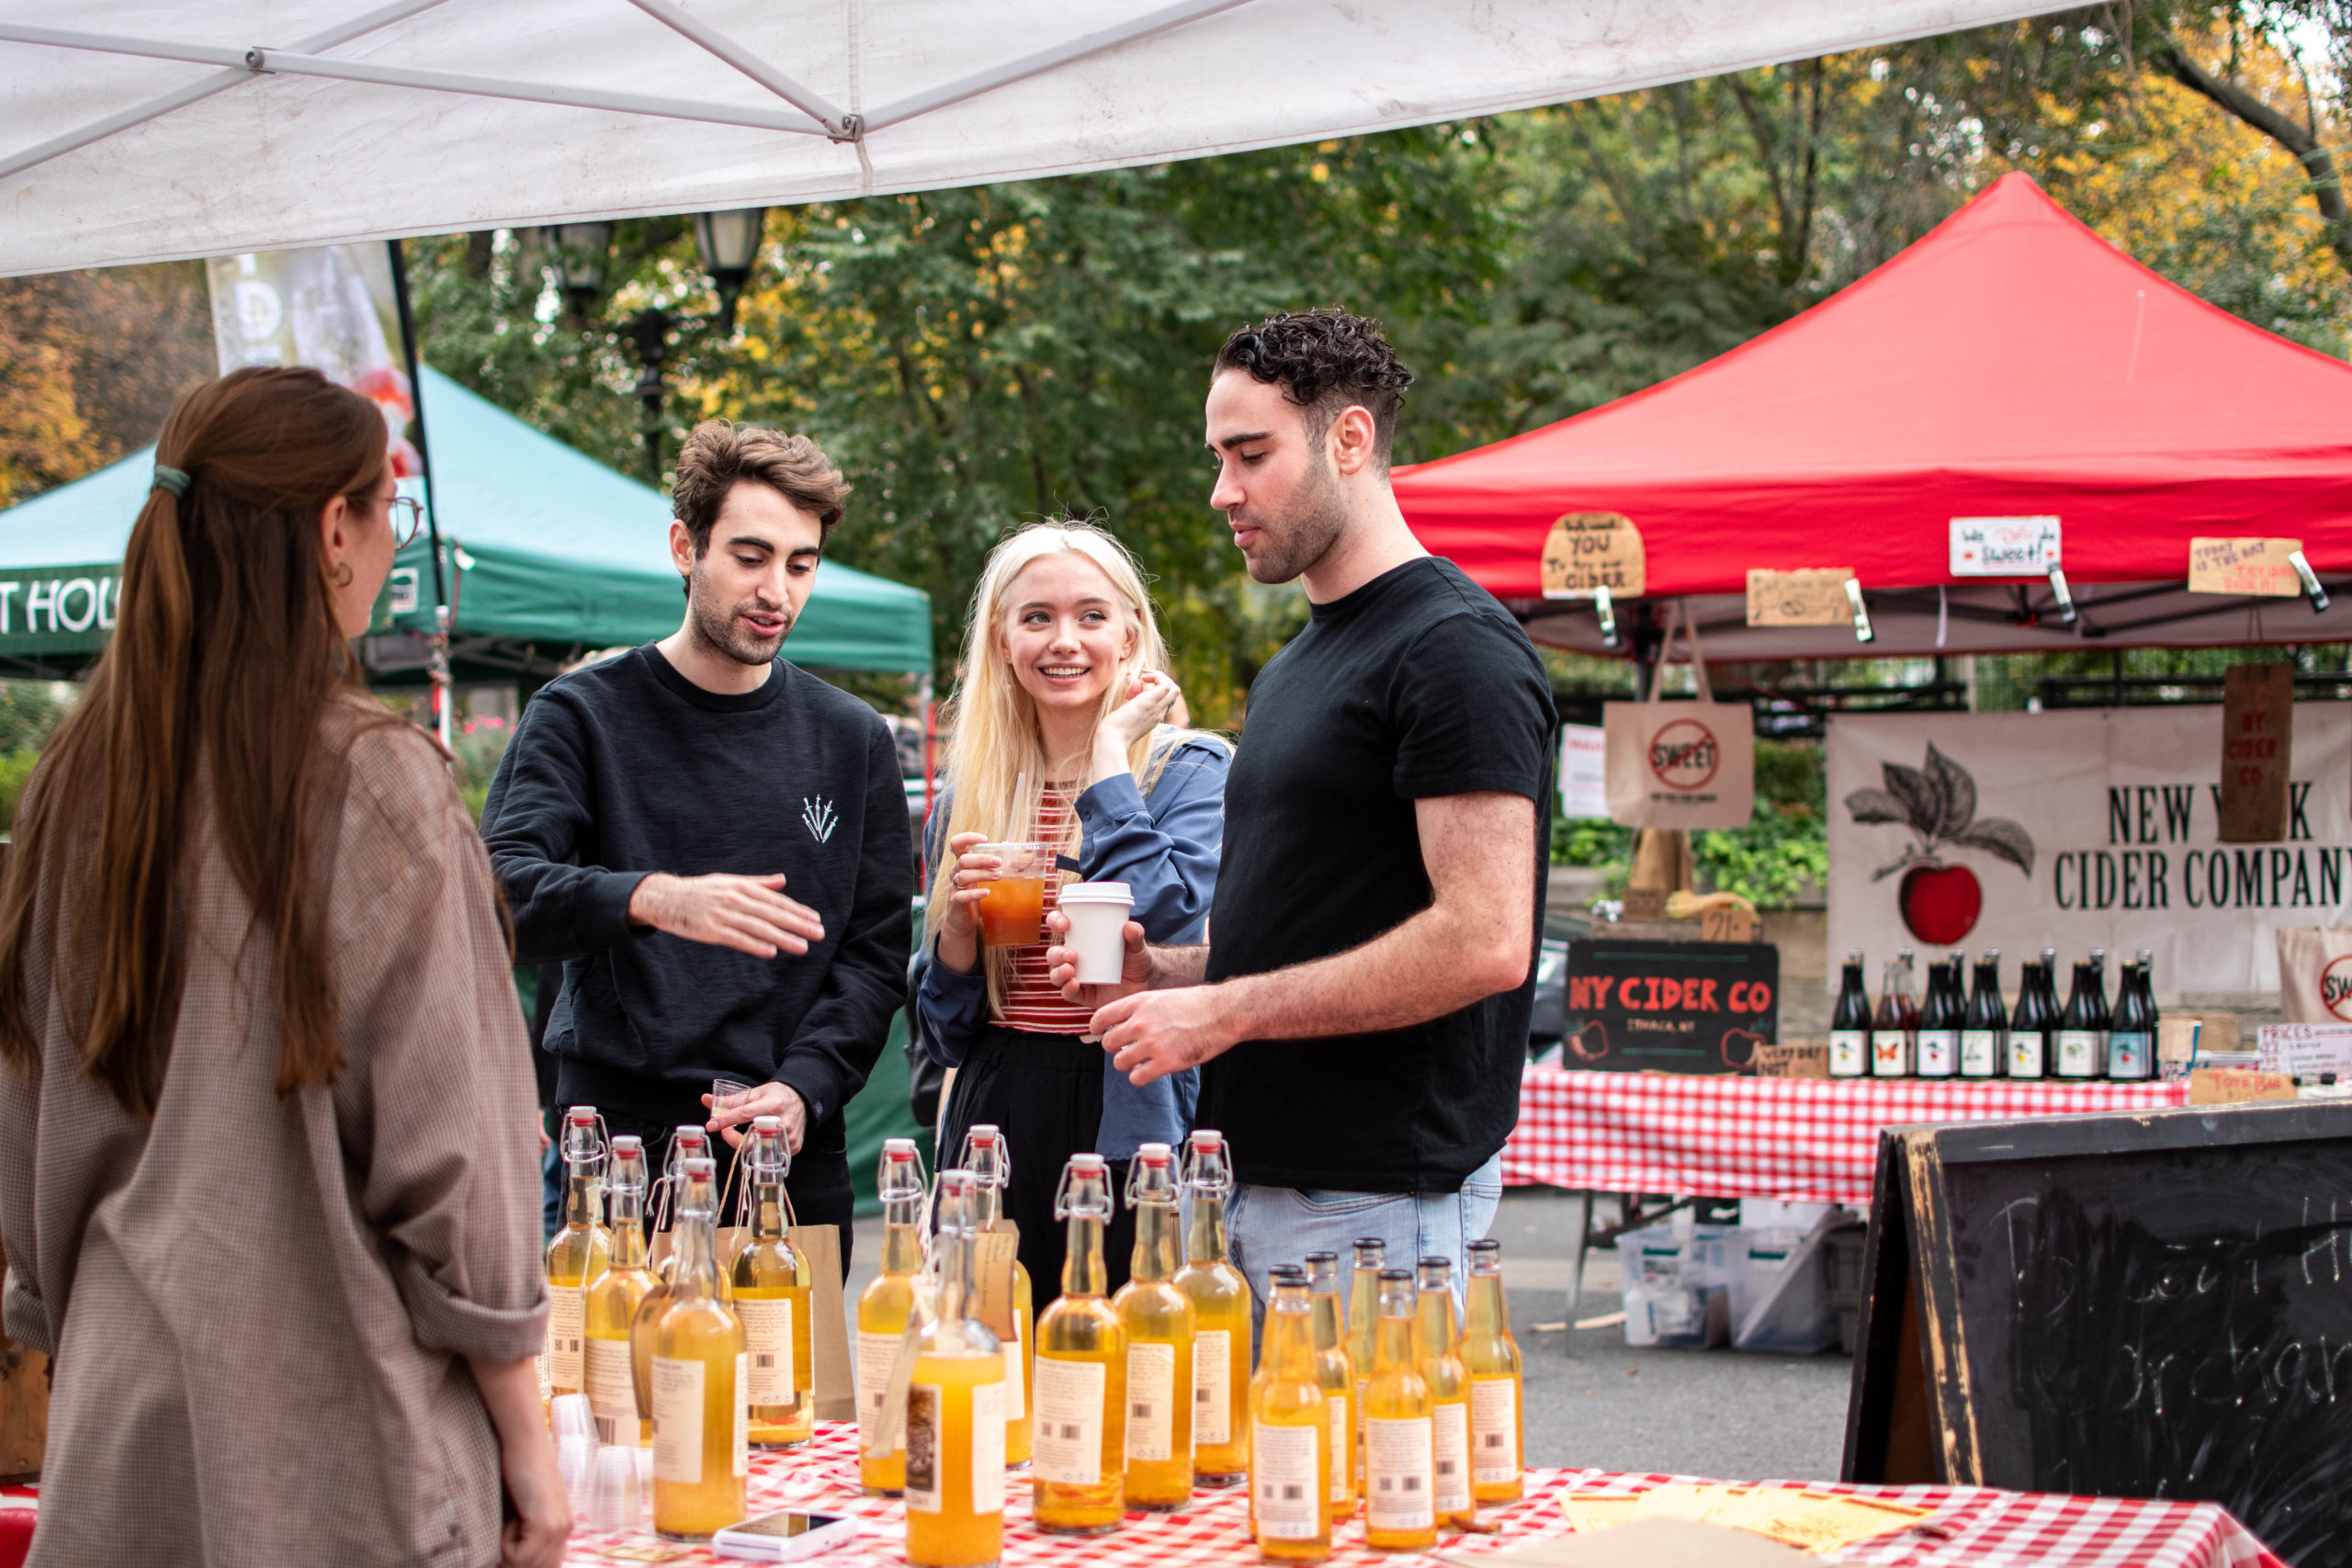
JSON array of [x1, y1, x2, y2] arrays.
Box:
[[479, 646, 912, 1151]]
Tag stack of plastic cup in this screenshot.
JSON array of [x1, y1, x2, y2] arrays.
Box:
[[591, 1443, 642, 1532], [550, 1393, 598, 1522]]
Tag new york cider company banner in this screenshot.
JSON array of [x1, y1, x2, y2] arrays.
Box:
[[1826, 707, 2352, 997]]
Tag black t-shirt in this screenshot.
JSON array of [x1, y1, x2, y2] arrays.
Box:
[[1199, 557, 1555, 1192]]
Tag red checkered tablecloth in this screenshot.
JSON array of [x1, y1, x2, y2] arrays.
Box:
[[1500, 1066, 2189, 1207]]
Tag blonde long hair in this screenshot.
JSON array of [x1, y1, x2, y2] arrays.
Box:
[[926, 521, 1221, 1006]]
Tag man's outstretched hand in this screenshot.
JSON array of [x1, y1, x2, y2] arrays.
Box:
[[1091, 987, 1241, 1086], [629, 872, 826, 958]]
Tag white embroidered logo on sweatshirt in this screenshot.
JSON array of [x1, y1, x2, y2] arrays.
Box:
[[800, 796, 838, 843]]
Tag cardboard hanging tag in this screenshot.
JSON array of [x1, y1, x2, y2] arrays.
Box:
[[1699, 904, 1757, 943], [1753, 1043, 1828, 1079], [1541, 512, 1645, 600], [2218, 664, 2293, 842], [2188, 536, 2304, 597], [972, 1224, 1022, 1342], [1744, 569, 1854, 627], [789, 1223, 856, 1422]]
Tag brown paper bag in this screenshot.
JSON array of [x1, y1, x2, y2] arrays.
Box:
[[1603, 602, 1754, 831], [2277, 928, 2352, 1024], [646, 1220, 854, 1422]]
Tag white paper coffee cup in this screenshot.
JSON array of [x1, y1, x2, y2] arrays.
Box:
[[1057, 882, 1134, 984]]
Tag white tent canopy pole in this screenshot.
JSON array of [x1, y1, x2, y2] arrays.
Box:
[[0, 1, 2076, 276]]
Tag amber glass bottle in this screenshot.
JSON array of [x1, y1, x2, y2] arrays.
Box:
[[1416, 1257, 1475, 1529], [584, 1135, 656, 1447], [630, 1123, 713, 1418], [1302, 1251, 1356, 1523], [1032, 1155, 1125, 1534], [1109, 1143, 1193, 1511], [543, 1105, 610, 1399], [1251, 1269, 1332, 1562], [1175, 1129, 1250, 1487], [1459, 1239, 1523, 1506], [905, 1169, 1007, 1568], [730, 1117, 814, 1448], [1362, 1269, 1434, 1551], [649, 1158, 747, 1540], [961, 1124, 1034, 1469], [857, 1138, 927, 1495], [1343, 1236, 1384, 1496]]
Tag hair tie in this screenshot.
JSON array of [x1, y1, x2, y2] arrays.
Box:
[[152, 465, 191, 498]]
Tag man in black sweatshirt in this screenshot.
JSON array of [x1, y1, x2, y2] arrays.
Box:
[[481, 422, 913, 1255]]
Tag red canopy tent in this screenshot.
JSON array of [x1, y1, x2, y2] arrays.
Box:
[[1396, 172, 2352, 660]]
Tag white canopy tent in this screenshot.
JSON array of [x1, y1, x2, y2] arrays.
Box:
[[5, 0, 2072, 276]]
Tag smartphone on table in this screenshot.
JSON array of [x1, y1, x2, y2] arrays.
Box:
[[710, 1511, 858, 1562]]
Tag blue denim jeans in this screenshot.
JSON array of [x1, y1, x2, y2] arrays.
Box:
[[1225, 1154, 1505, 1343]]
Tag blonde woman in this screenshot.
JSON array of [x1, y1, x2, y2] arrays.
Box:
[[914, 521, 1227, 1303]]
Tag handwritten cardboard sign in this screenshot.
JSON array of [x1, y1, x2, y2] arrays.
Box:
[[1542, 512, 1645, 600], [2188, 536, 2303, 597], [1745, 569, 1855, 627], [2218, 664, 2293, 842], [2188, 1066, 2299, 1105], [1949, 515, 2061, 577], [2256, 1022, 2352, 1081]]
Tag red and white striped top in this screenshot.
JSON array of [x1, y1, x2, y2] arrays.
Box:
[[994, 787, 1094, 1036]]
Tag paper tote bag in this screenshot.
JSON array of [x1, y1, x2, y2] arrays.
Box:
[[1603, 601, 1755, 830]]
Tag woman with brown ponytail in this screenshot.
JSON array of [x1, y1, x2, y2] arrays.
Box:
[[0, 367, 566, 1567]]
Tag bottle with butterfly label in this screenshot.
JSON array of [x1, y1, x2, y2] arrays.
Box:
[[730, 1116, 814, 1448], [584, 1135, 657, 1447], [1109, 1142, 1193, 1512], [1177, 1129, 1252, 1487], [1250, 1268, 1332, 1563], [857, 1138, 928, 1495], [1031, 1154, 1125, 1534], [543, 1105, 610, 1400], [649, 1156, 747, 1540]]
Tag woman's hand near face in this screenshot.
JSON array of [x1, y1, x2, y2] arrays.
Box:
[[931, 831, 999, 975], [1090, 670, 1182, 787]]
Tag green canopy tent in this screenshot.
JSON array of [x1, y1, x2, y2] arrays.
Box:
[[0, 366, 933, 683]]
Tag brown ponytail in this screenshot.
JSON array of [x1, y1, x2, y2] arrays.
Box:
[[0, 367, 393, 1116]]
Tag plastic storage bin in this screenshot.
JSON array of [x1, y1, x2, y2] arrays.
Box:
[[1618, 1224, 1733, 1348], [1725, 1225, 1839, 1353]]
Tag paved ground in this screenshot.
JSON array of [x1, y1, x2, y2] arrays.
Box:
[[844, 1186, 1854, 1485]]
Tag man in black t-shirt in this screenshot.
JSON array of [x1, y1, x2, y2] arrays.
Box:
[[1049, 310, 1554, 1313]]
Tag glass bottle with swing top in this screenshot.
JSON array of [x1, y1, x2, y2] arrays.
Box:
[[905, 1169, 1006, 1568], [1459, 1239, 1522, 1505], [960, 1124, 1034, 1468], [1032, 1154, 1125, 1534], [1302, 1251, 1356, 1523], [1176, 1128, 1251, 1487], [1415, 1257, 1475, 1529], [649, 1156, 748, 1540], [632, 1124, 713, 1420], [585, 1135, 658, 1447], [1251, 1268, 1332, 1563], [1362, 1269, 1435, 1551], [1344, 1237, 1384, 1497], [1109, 1143, 1193, 1512], [731, 1115, 815, 1448], [544, 1105, 610, 1399], [859, 1137, 928, 1495]]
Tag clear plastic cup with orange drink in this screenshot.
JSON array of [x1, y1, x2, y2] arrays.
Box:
[[974, 842, 1053, 946]]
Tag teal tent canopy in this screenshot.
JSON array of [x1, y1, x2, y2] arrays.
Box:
[[0, 367, 933, 680]]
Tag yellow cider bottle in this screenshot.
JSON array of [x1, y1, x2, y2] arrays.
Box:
[[905, 1168, 1007, 1568], [1362, 1269, 1435, 1551], [1302, 1251, 1357, 1524], [1110, 1143, 1193, 1512], [961, 1124, 1034, 1469], [1416, 1257, 1475, 1529], [631, 1123, 714, 1419], [650, 1157, 748, 1540], [1175, 1129, 1250, 1487], [858, 1138, 928, 1495], [1460, 1239, 1524, 1506], [1343, 1237, 1385, 1496], [1032, 1154, 1126, 1534], [544, 1105, 611, 1400], [584, 1136, 658, 1447], [1251, 1269, 1332, 1563], [731, 1116, 815, 1448]]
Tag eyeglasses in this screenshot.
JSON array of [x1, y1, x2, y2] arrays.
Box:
[[386, 495, 426, 549]]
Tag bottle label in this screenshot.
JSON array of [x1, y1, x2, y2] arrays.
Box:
[[1828, 1030, 1868, 1076], [1328, 1393, 1350, 1503], [1125, 1340, 1177, 1463], [1871, 1030, 1910, 1076], [904, 1382, 941, 1513], [856, 1330, 903, 1449], [650, 1355, 705, 1485], [545, 1284, 585, 1389], [1365, 1415, 1434, 1531], [1960, 1030, 2002, 1077], [1252, 1420, 1323, 1540], [1001, 1314, 1026, 1422], [1471, 1377, 1518, 1483], [1916, 1031, 1958, 1077], [1032, 1355, 1107, 1485], [969, 1375, 1006, 1514], [536, 1350, 551, 1404], [1431, 1399, 1470, 1513], [1193, 1328, 1232, 1447], [2010, 1031, 2047, 1078], [732, 1352, 749, 1477], [585, 1336, 640, 1446], [738, 1297, 794, 1406], [2056, 1030, 2102, 1077], [2109, 1031, 2154, 1078]]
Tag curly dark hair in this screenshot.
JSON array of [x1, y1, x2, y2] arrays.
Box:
[[1212, 308, 1415, 470], [672, 420, 849, 556]]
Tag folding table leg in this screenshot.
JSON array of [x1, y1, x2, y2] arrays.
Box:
[[1561, 1190, 1590, 1352]]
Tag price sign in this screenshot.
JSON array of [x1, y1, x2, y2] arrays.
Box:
[[2188, 537, 2303, 597], [1746, 568, 1855, 627], [1540, 512, 1645, 600]]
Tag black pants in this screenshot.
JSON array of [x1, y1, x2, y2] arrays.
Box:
[[940, 1026, 1136, 1309], [602, 1107, 857, 1280]]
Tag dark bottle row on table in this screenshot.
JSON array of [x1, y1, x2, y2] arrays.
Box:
[[1826, 945, 2159, 1081]]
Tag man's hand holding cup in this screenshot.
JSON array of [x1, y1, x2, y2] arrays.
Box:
[[1046, 905, 1148, 1026]]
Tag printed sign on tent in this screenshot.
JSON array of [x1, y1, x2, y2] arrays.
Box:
[[1827, 707, 2352, 997], [1559, 723, 1609, 819]]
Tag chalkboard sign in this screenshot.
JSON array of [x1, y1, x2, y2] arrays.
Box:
[[1560, 939, 1778, 1073], [1844, 1100, 2352, 1565]]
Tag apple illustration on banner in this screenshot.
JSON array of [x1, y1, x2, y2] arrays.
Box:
[[1846, 742, 2034, 944]]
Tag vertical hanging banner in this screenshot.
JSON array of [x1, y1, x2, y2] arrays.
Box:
[[2218, 665, 2293, 842]]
